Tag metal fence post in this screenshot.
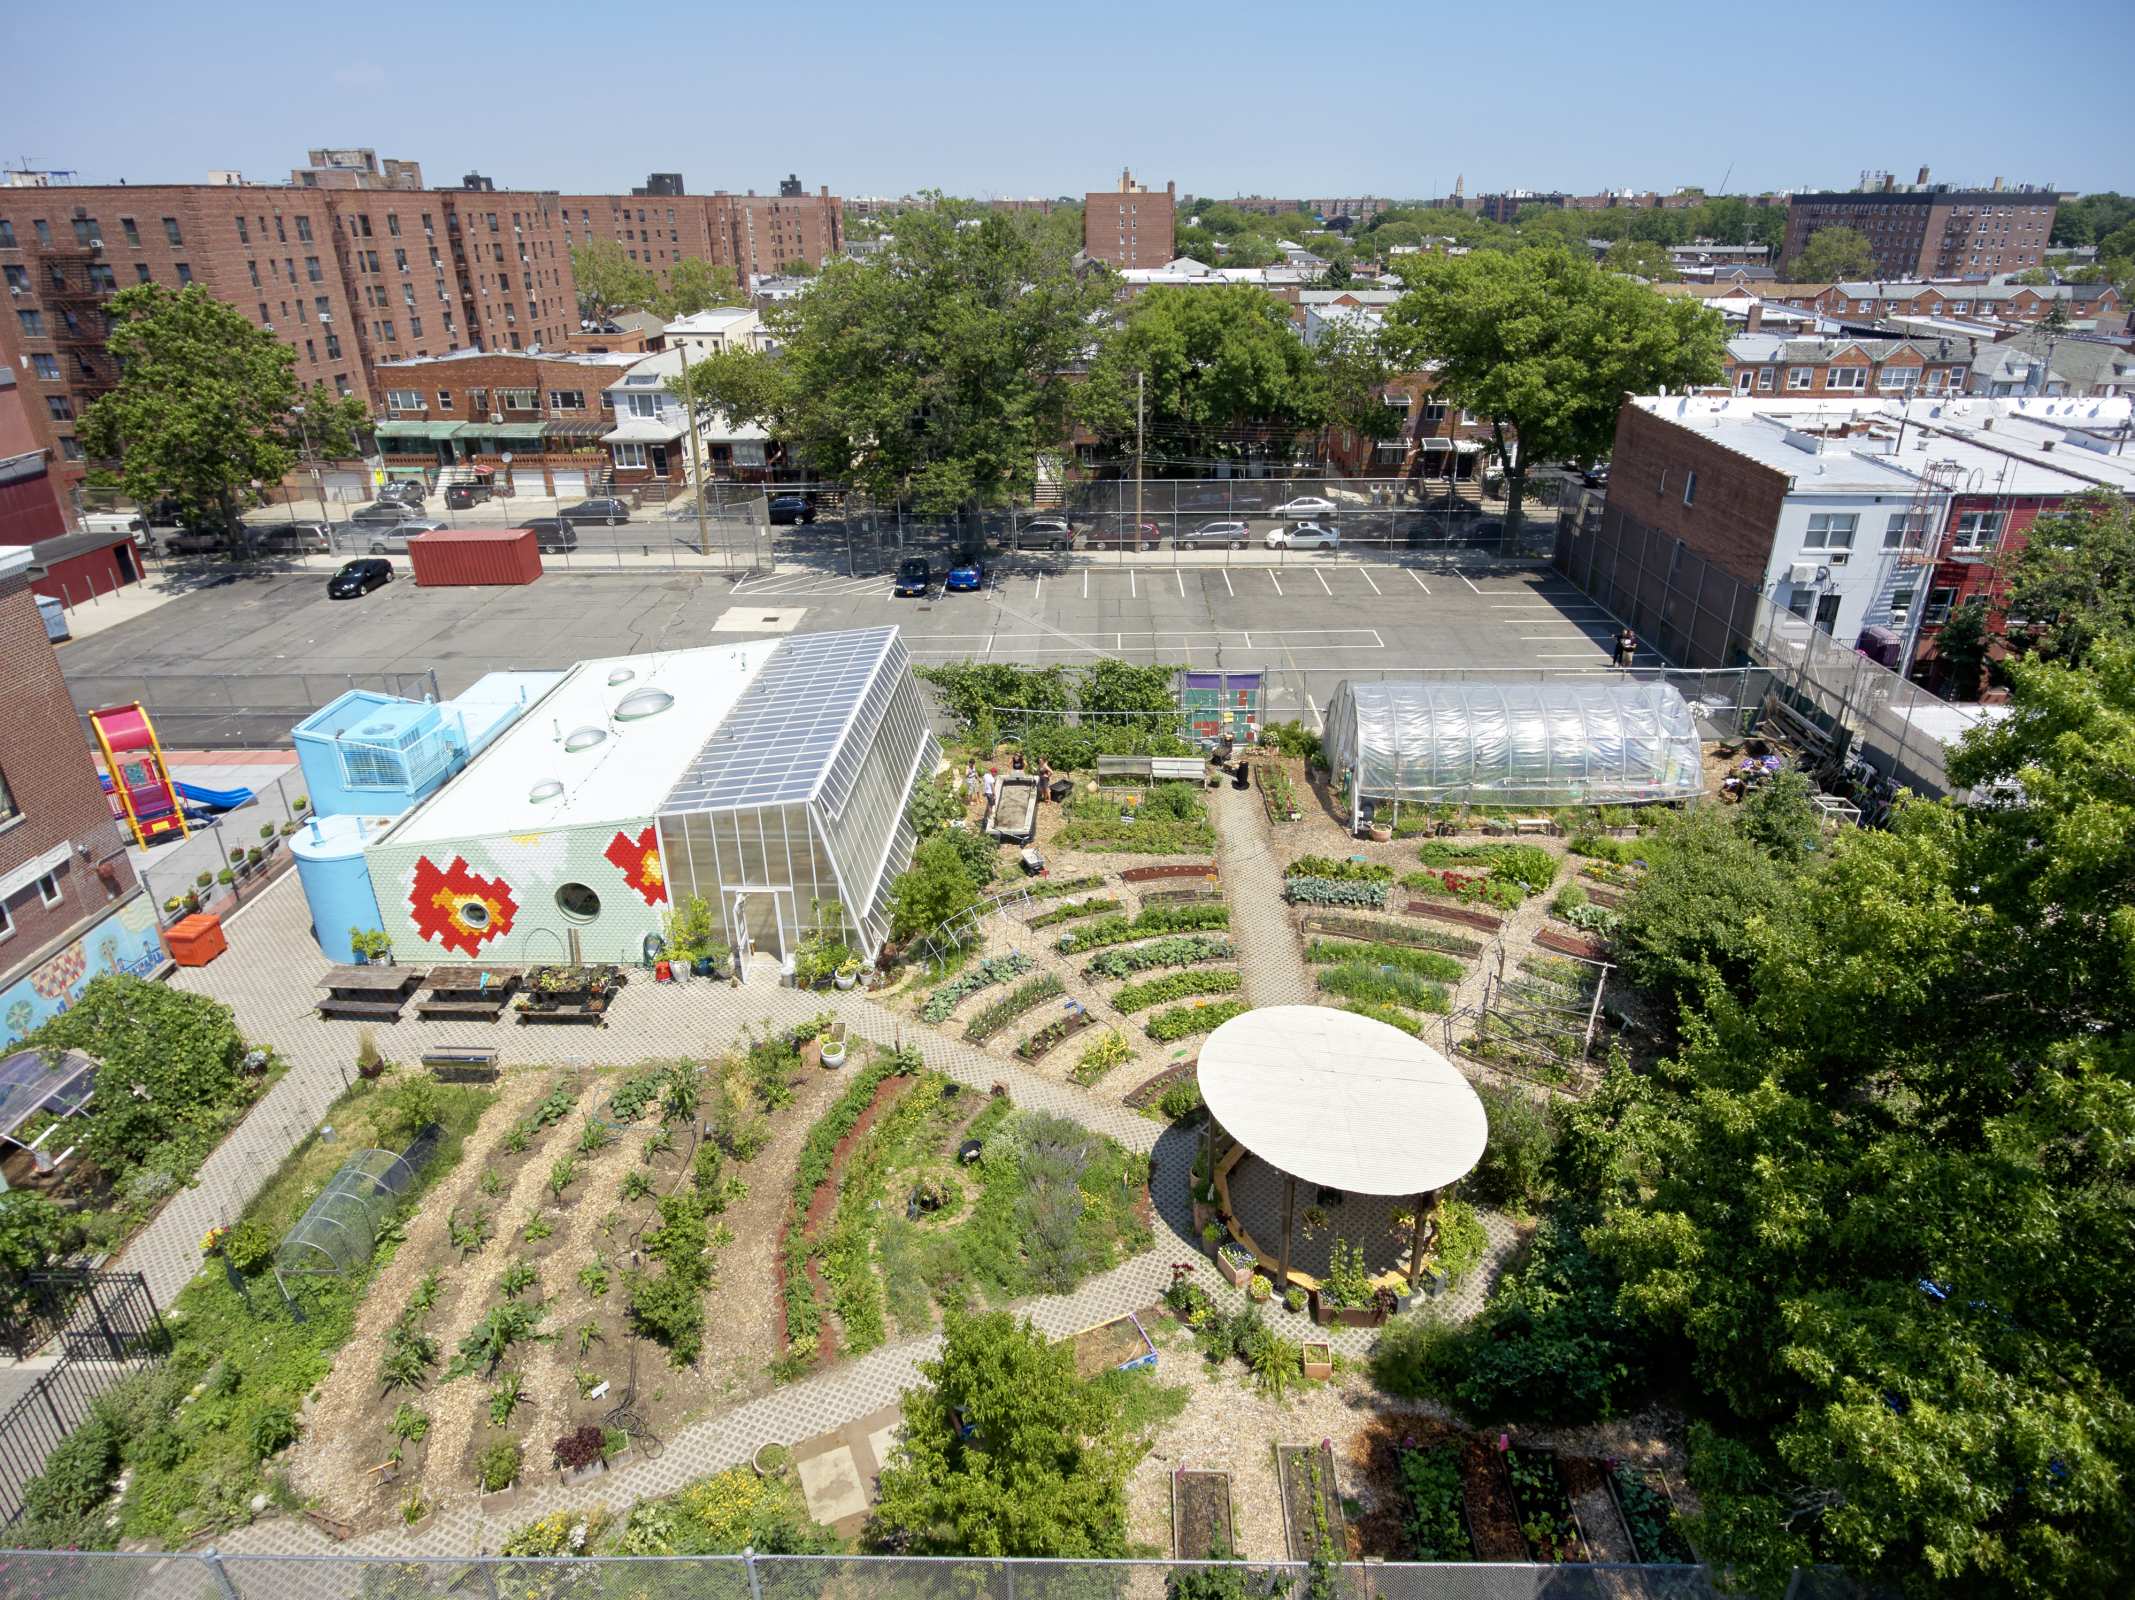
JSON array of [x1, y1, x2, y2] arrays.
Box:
[[200, 1549, 241, 1600], [744, 1547, 765, 1600]]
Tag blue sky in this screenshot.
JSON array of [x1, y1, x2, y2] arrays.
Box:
[[7, 0, 2130, 199]]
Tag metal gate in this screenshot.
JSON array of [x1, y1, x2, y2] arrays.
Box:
[[0, 1270, 166, 1361]]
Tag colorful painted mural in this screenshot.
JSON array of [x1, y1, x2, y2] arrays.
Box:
[[1, 893, 169, 1045], [603, 826, 668, 906], [407, 856, 520, 957]]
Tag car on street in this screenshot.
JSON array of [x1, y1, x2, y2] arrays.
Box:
[[1265, 522, 1341, 550], [1176, 519, 1252, 550], [561, 497, 631, 526], [351, 500, 413, 524], [767, 494, 816, 526], [1010, 518, 1074, 550], [1581, 465, 1610, 489], [1270, 494, 1339, 519], [366, 516, 447, 553], [893, 557, 932, 597], [245, 519, 335, 555], [377, 480, 428, 508], [1082, 520, 1162, 552], [161, 526, 235, 556], [945, 557, 987, 592], [327, 558, 393, 599], [519, 517, 581, 553]]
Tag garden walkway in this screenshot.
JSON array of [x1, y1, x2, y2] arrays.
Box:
[[1208, 777, 1315, 1007]]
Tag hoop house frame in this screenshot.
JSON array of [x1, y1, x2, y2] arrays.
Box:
[[273, 1147, 420, 1296], [1322, 679, 1706, 829]]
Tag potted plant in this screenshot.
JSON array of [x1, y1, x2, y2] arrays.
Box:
[[195, 870, 213, 892], [1311, 1238, 1390, 1328], [349, 927, 393, 966], [1215, 1240, 1257, 1289], [820, 1023, 848, 1068], [292, 794, 309, 814], [753, 1441, 791, 1479], [1200, 1220, 1224, 1260], [400, 1490, 433, 1534], [258, 823, 279, 853], [1284, 1286, 1309, 1317], [834, 958, 860, 991], [553, 1425, 607, 1488], [217, 867, 236, 887], [1246, 1274, 1273, 1305], [1302, 1341, 1334, 1381], [478, 1440, 522, 1509]]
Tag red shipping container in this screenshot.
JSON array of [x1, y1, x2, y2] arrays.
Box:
[[407, 527, 542, 587]]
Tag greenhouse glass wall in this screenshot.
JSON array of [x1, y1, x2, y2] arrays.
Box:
[[658, 628, 937, 964], [1322, 679, 1706, 826]]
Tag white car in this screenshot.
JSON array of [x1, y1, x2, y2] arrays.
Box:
[[1266, 523, 1341, 550], [1271, 494, 1339, 519]]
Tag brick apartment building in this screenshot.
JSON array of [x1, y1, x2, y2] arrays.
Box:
[[0, 543, 168, 1042], [0, 166, 844, 509], [372, 348, 641, 495], [1781, 173, 2059, 278], [1718, 335, 1977, 399], [1084, 170, 1177, 269], [291, 147, 425, 190]]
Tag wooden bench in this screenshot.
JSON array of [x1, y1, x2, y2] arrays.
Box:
[[316, 962, 420, 1022], [316, 996, 409, 1022], [1150, 757, 1208, 783]]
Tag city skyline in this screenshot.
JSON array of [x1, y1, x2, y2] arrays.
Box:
[[6, 0, 2131, 199]]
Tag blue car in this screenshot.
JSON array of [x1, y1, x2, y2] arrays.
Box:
[[945, 558, 986, 593]]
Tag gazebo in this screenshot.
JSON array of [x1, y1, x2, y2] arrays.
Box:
[[1196, 1006, 1488, 1294]]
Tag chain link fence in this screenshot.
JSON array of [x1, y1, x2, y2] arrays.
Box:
[[0, 1551, 1740, 1600], [65, 670, 439, 754]]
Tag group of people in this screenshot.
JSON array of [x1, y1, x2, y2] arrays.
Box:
[[963, 755, 1055, 808]]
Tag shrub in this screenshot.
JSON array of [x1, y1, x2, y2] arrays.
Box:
[[1284, 875, 1390, 908], [1059, 902, 1229, 953], [1550, 883, 1589, 918], [628, 1271, 706, 1365], [479, 1441, 523, 1493], [248, 1404, 298, 1461], [964, 974, 1066, 1042], [1146, 999, 1248, 1043], [1302, 939, 1464, 983], [1567, 831, 1641, 864], [1158, 1080, 1205, 1119], [1082, 935, 1234, 980], [891, 833, 982, 942], [1316, 962, 1450, 1012], [920, 953, 1034, 1023], [220, 1216, 277, 1275], [1435, 1199, 1489, 1285], [1111, 969, 1243, 1014], [1260, 720, 1322, 760], [1467, 1082, 1558, 1214]]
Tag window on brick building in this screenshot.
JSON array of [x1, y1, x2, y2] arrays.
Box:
[[116, 216, 141, 248], [381, 319, 395, 340], [175, 263, 192, 285], [16, 310, 43, 336], [548, 389, 585, 411], [257, 302, 269, 325], [32, 220, 50, 245], [334, 373, 350, 396], [395, 248, 408, 272], [486, 213, 499, 232], [1734, 369, 1755, 393], [162, 216, 182, 245], [36, 873, 61, 910], [73, 217, 98, 246], [386, 213, 401, 237], [422, 212, 434, 236], [325, 333, 342, 359], [58, 437, 81, 461], [0, 220, 13, 247], [499, 388, 536, 411], [469, 389, 487, 412], [46, 396, 71, 421], [305, 339, 316, 361], [1954, 511, 2004, 551], [1924, 586, 1956, 624], [387, 389, 422, 411], [1682, 470, 1697, 507], [135, 263, 151, 283], [1827, 366, 1867, 392], [30, 354, 57, 379], [431, 387, 450, 411], [0, 767, 17, 828], [0, 266, 23, 293]]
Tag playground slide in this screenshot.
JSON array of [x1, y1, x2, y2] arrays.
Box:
[[173, 780, 256, 813]]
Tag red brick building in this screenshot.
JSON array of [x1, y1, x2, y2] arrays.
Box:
[[1781, 178, 2059, 278], [372, 349, 641, 495], [1718, 336, 1976, 399], [1084, 170, 1176, 269], [549, 187, 844, 288]]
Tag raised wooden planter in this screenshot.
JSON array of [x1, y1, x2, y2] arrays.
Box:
[[1215, 1244, 1256, 1289], [1172, 1468, 1236, 1561], [1311, 1290, 1389, 1329], [1402, 899, 1504, 933], [1120, 863, 1220, 883], [1301, 1341, 1333, 1381], [1275, 1441, 1349, 1562], [1535, 927, 1605, 960], [1014, 1006, 1096, 1062], [1125, 1060, 1200, 1111]]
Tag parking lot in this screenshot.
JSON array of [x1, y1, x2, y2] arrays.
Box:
[[59, 544, 1644, 746]]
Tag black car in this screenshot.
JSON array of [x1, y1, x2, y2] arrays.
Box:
[[893, 557, 931, 597], [520, 517, 581, 553], [377, 480, 429, 507], [560, 497, 630, 526], [768, 494, 816, 526], [327, 558, 393, 599]]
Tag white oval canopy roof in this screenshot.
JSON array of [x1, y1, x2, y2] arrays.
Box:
[[1198, 1005, 1488, 1196]]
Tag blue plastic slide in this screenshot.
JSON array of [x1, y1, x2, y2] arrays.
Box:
[[173, 780, 256, 812]]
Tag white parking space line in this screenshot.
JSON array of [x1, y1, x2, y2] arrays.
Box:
[[1223, 569, 1234, 597], [1459, 571, 1482, 594], [1034, 575, 1043, 603], [1535, 651, 1610, 659], [1315, 569, 1332, 596], [1306, 694, 1321, 730], [1360, 567, 1382, 595], [1176, 570, 1186, 598], [1130, 569, 1137, 598], [1082, 569, 1089, 600], [1269, 571, 1284, 596], [1409, 571, 1431, 594]]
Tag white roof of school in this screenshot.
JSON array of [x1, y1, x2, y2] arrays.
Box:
[[387, 640, 783, 846], [1198, 1006, 1488, 1196]]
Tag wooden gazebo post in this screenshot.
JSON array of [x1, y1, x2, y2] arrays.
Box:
[[1408, 1188, 1440, 1291], [1277, 1174, 1297, 1290]]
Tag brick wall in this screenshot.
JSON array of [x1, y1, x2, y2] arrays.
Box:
[[1605, 402, 1789, 589], [1084, 186, 1176, 269], [0, 562, 137, 988]]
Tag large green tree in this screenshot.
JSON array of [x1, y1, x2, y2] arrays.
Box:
[[1081, 283, 1330, 464], [759, 209, 1112, 516], [1996, 490, 2135, 667], [570, 239, 656, 322], [652, 258, 747, 321], [76, 284, 304, 529], [1554, 646, 2135, 1597], [869, 1310, 1135, 1555], [1790, 225, 1876, 282], [1603, 238, 1674, 281], [1381, 247, 1725, 547]]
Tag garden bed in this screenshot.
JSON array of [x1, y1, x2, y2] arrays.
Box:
[[1401, 899, 1504, 933], [1172, 1468, 1236, 1561], [1460, 1435, 1528, 1561], [1123, 1061, 1199, 1112], [1505, 1445, 1589, 1563], [1275, 1441, 1349, 1561], [1119, 863, 1221, 883], [1535, 928, 1607, 960], [963, 974, 1067, 1043], [1297, 912, 1484, 958], [1071, 1312, 1158, 1380], [1015, 1005, 1097, 1062], [1609, 1463, 1696, 1564]]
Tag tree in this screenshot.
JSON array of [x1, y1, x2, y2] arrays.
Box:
[[1381, 248, 1725, 548], [1932, 596, 1995, 700], [759, 210, 1112, 516], [652, 258, 746, 321], [665, 344, 787, 460], [2009, 267, 2053, 287], [1997, 490, 2135, 666], [889, 833, 981, 943], [1603, 238, 1674, 281], [570, 240, 655, 323], [76, 285, 302, 531], [869, 1310, 1135, 1556], [1790, 225, 1875, 283], [290, 382, 374, 462], [1082, 284, 1330, 464], [1314, 316, 1402, 447], [2050, 192, 2135, 248]]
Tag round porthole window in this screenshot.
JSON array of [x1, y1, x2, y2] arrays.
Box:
[[563, 725, 608, 753], [613, 687, 675, 721], [556, 882, 601, 923], [459, 900, 491, 929]]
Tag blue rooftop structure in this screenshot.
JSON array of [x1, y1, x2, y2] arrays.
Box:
[[293, 671, 563, 817]]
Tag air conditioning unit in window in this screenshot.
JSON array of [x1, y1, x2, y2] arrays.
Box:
[[1788, 562, 1818, 585], [490, 412, 503, 424]]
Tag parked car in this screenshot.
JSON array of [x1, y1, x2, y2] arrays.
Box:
[[351, 501, 413, 524], [1270, 494, 1339, 519], [245, 519, 334, 554], [767, 494, 816, 526], [1265, 522, 1341, 550], [1082, 520, 1162, 552], [327, 558, 393, 599], [561, 497, 630, 526], [444, 481, 492, 510], [377, 480, 429, 508], [1011, 518, 1075, 550], [1581, 465, 1610, 489], [945, 557, 987, 592], [893, 557, 932, 597], [161, 526, 235, 556], [366, 516, 447, 554], [1177, 519, 1251, 550], [520, 517, 581, 553]]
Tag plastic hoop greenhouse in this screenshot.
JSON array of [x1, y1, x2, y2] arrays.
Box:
[[1321, 679, 1706, 828], [273, 1146, 425, 1295]]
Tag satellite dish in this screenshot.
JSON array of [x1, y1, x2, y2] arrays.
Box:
[[501, 451, 514, 465]]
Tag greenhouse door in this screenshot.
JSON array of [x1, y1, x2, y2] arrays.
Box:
[[728, 889, 793, 978]]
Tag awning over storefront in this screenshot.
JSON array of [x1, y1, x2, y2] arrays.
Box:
[[373, 420, 463, 441], [461, 423, 549, 443], [602, 419, 688, 444]]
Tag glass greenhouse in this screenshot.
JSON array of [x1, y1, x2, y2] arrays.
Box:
[[1322, 679, 1706, 826], [657, 627, 938, 964]]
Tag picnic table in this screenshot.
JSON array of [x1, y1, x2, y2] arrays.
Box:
[[416, 965, 523, 1022], [316, 964, 421, 1022]]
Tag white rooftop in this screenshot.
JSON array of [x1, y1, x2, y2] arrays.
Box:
[[665, 307, 760, 335], [385, 640, 782, 847], [1198, 1006, 1487, 1196]]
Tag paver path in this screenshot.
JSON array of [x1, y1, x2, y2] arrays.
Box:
[[1208, 777, 1315, 1007]]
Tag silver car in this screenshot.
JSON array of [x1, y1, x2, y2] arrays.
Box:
[[366, 516, 448, 554], [1177, 519, 1251, 550]]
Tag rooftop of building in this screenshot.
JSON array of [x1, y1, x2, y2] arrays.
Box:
[[664, 307, 760, 335]]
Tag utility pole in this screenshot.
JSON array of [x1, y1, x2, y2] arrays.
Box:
[[291, 403, 326, 522], [1134, 369, 1145, 543], [676, 339, 712, 559]]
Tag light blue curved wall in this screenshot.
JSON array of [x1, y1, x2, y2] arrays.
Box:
[[292, 814, 396, 964]]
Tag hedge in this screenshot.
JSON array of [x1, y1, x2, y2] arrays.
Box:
[[1082, 935, 1236, 981], [1059, 902, 1230, 953], [920, 953, 1034, 1024], [1145, 998, 1250, 1043], [1111, 969, 1244, 1015], [964, 974, 1066, 1043], [1302, 939, 1465, 984]]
